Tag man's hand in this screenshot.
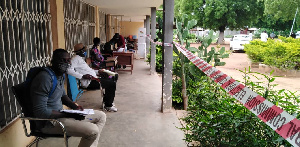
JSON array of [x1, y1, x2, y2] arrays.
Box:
[[76, 105, 84, 111], [82, 74, 93, 79]]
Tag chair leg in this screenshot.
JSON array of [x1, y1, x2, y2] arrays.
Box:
[[27, 137, 43, 147], [64, 136, 69, 147]]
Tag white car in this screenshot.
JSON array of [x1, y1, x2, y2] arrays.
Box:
[[296, 31, 300, 39], [230, 34, 251, 51]]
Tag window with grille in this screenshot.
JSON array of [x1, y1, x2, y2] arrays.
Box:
[[64, 0, 95, 53], [99, 10, 106, 44], [0, 0, 52, 131]]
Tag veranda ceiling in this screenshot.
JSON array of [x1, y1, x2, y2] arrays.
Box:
[[82, 0, 163, 22]]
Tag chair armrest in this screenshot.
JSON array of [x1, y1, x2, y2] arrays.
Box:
[[19, 114, 67, 138]]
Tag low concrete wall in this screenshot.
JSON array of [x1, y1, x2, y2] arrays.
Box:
[[250, 62, 300, 77]]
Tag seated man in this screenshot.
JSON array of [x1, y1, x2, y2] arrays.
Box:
[[67, 43, 118, 112], [103, 33, 125, 56], [31, 49, 106, 147]]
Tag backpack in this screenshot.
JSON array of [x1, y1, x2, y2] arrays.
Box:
[[12, 67, 59, 131], [12, 67, 58, 117]]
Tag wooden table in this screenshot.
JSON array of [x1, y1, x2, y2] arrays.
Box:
[[112, 51, 134, 74]]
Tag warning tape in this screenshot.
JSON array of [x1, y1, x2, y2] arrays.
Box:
[[172, 41, 300, 146], [145, 35, 172, 46]]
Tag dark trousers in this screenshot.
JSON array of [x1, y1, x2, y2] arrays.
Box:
[[87, 78, 116, 107]]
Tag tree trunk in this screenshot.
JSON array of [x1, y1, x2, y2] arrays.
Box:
[[218, 26, 226, 45], [181, 61, 188, 110]]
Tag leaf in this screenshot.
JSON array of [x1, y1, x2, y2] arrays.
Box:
[[187, 19, 197, 30], [188, 64, 197, 76], [182, 29, 189, 40], [219, 47, 225, 54], [207, 38, 212, 45], [270, 77, 276, 82], [215, 62, 226, 66], [188, 47, 198, 52]]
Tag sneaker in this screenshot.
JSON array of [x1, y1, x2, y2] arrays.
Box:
[[104, 106, 118, 112]]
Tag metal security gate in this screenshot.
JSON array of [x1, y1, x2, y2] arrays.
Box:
[[0, 0, 52, 131], [64, 0, 95, 53]]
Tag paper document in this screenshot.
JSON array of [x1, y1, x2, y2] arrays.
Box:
[[60, 109, 94, 115]]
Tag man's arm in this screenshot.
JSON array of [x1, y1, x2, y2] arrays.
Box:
[[67, 57, 84, 79], [61, 95, 82, 110], [49, 96, 84, 120]]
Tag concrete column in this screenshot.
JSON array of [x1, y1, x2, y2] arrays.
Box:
[[146, 15, 150, 56], [50, 0, 65, 49], [106, 14, 111, 42], [162, 0, 174, 113], [150, 7, 157, 75], [95, 6, 100, 37]]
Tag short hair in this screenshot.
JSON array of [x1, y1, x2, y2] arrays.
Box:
[[93, 37, 100, 45], [51, 49, 68, 64], [113, 33, 120, 39]]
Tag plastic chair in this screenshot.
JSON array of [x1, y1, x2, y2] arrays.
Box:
[[11, 83, 69, 147], [67, 74, 84, 101]]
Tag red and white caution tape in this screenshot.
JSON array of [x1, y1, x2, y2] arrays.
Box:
[[146, 35, 165, 46], [173, 41, 300, 146]]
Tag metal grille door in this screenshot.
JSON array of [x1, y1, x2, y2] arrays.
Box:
[[0, 0, 52, 131]]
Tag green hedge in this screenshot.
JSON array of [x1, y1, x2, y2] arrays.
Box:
[[244, 37, 300, 70]]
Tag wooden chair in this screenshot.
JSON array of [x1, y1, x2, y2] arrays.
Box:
[[11, 83, 69, 147]]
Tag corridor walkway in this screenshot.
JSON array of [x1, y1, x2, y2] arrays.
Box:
[[39, 59, 186, 147]]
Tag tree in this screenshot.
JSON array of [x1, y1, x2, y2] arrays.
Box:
[[176, 0, 264, 44], [174, 14, 197, 110], [264, 0, 300, 32], [264, 0, 299, 22], [254, 15, 295, 31]]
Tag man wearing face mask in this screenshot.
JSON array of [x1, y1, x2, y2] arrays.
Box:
[[67, 43, 118, 112], [30, 49, 106, 147]]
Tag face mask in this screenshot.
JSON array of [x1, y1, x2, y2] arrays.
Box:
[[58, 62, 70, 73], [78, 51, 86, 57]]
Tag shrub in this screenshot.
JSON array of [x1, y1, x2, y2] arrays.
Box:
[[181, 69, 300, 146], [244, 37, 300, 70]]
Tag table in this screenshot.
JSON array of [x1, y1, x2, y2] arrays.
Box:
[[112, 51, 134, 74]]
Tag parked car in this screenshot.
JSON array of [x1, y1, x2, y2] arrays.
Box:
[[296, 31, 300, 39], [230, 34, 251, 51]]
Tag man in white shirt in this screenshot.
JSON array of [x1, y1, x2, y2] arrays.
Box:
[[67, 43, 117, 112], [261, 31, 268, 42], [249, 32, 253, 41]]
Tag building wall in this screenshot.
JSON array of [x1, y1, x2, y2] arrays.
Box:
[[0, 0, 66, 146], [121, 21, 144, 38], [0, 120, 34, 147], [0, 1, 143, 147]]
